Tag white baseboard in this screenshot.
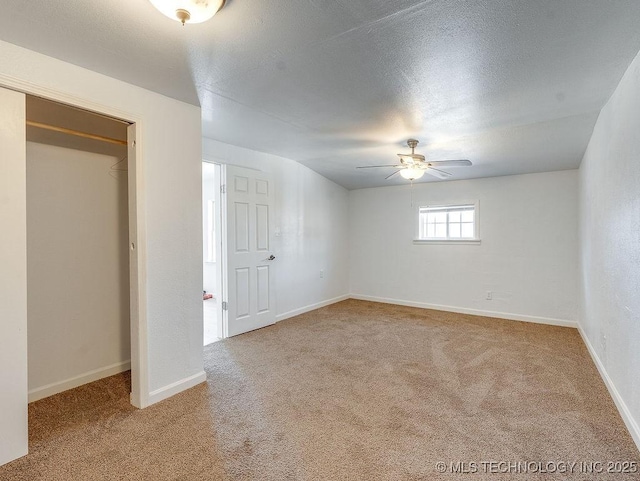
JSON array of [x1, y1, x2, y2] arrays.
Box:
[[349, 294, 578, 328], [577, 326, 640, 451], [276, 294, 350, 322], [28, 360, 131, 403], [148, 371, 207, 406]]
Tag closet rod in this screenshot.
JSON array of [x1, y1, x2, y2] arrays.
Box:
[[26, 120, 128, 146]]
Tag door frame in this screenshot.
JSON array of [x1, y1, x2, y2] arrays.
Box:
[[220, 163, 229, 338], [202, 159, 229, 339], [202, 160, 225, 341], [0, 74, 149, 409]]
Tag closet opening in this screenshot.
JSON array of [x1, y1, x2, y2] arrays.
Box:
[[25, 95, 135, 404]]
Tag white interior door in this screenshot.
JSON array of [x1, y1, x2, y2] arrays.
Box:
[[0, 87, 28, 464], [224, 165, 276, 337]]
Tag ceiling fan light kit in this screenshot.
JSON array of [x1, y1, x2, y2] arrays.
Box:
[[356, 139, 472, 182], [400, 167, 425, 180], [149, 0, 226, 25]]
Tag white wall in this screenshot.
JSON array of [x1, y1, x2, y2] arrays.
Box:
[[0, 39, 204, 415], [203, 139, 350, 318], [26, 142, 130, 401], [579, 48, 640, 448], [349, 170, 579, 324]]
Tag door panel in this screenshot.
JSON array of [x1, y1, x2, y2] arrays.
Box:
[[256, 205, 269, 250], [0, 87, 28, 465], [225, 165, 276, 337], [234, 202, 249, 252], [257, 266, 270, 313], [235, 268, 251, 318]]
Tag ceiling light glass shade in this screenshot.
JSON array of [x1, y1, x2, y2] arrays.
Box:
[[149, 0, 225, 24], [400, 168, 425, 180]]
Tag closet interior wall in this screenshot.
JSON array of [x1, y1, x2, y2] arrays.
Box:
[[26, 95, 131, 402]]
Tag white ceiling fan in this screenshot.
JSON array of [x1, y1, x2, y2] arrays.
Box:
[[357, 139, 472, 180]]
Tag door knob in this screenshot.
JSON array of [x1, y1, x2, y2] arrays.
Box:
[[267, 255, 276, 261]]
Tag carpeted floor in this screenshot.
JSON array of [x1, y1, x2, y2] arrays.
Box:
[[1, 300, 639, 480]]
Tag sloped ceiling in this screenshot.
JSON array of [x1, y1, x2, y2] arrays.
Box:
[[2, 0, 640, 189]]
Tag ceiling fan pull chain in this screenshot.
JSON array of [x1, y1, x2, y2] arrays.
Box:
[[410, 180, 414, 207]]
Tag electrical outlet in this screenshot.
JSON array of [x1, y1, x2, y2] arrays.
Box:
[[320, 269, 324, 278], [486, 291, 492, 300]]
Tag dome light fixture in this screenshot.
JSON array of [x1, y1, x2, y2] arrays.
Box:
[[400, 167, 425, 180], [149, 0, 226, 25]]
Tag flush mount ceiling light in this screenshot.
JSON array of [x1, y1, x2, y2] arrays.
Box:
[[149, 0, 226, 25]]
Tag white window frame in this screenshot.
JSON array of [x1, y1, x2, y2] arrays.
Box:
[[413, 201, 481, 245]]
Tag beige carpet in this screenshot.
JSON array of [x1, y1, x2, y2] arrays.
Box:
[[1, 300, 638, 480]]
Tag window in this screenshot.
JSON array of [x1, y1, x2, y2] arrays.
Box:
[[416, 203, 479, 243]]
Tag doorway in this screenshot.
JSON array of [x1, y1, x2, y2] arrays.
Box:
[[204, 163, 277, 341], [202, 161, 223, 345]]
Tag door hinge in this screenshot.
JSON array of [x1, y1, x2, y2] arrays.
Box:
[[220, 184, 226, 194], [222, 301, 228, 311]]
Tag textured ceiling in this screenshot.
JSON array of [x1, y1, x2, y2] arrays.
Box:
[[2, 1, 640, 189]]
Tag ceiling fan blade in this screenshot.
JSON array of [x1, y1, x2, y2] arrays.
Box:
[[385, 170, 402, 180], [356, 164, 402, 169], [427, 159, 472, 167], [425, 167, 453, 179]]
